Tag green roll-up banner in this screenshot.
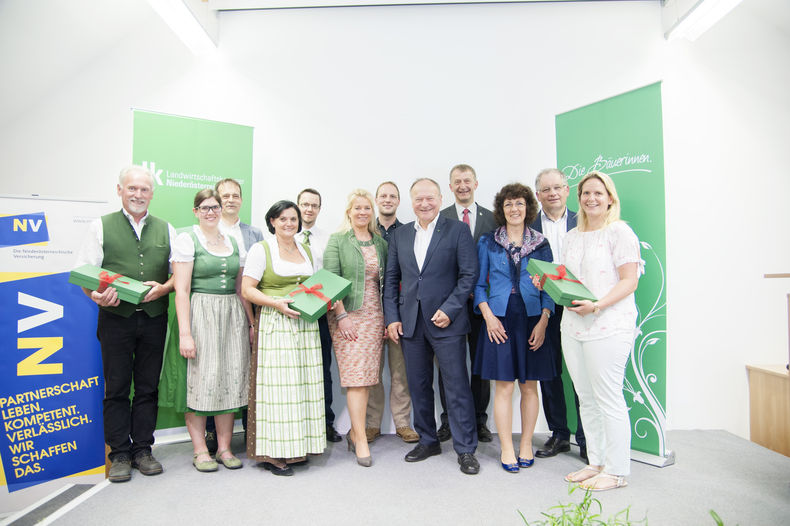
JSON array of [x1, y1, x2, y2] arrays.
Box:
[[132, 110, 254, 429], [555, 82, 671, 464]]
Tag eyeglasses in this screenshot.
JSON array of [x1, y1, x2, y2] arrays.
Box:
[[538, 185, 567, 195], [299, 203, 320, 210], [196, 205, 221, 214]]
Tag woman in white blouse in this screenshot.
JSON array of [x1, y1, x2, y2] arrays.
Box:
[[241, 201, 326, 476], [172, 189, 252, 472], [535, 171, 643, 491]]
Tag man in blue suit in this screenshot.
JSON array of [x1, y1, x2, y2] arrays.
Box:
[[530, 168, 587, 461], [384, 178, 481, 474]]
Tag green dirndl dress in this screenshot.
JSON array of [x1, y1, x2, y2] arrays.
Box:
[[158, 232, 249, 415], [246, 240, 326, 461]]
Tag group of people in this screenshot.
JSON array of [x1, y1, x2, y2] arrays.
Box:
[[77, 162, 643, 491]]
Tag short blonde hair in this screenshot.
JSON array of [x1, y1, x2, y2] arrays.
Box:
[[340, 189, 380, 236], [576, 171, 622, 231]]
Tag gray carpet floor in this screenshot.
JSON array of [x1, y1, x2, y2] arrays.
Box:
[[50, 430, 789, 525]]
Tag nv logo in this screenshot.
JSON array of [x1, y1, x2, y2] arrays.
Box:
[[141, 161, 164, 186], [0, 212, 50, 248]]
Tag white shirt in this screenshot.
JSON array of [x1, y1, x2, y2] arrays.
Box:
[[219, 217, 243, 247], [413, 214, 439, 272], [539, 208, 569, 264], [243, 237, 313, 281], [75, 208, 176, 268], [171, 225, 247, 267], [454, 202, 477, 236], [560, 221, 645, 341], [297, 225, 329, 271]]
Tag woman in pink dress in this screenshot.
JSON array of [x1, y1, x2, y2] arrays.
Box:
[[324, 189, 388, 467]]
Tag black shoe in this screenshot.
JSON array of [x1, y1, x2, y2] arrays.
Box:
[[535, 437, 571, 458], [404, 443, 441, 462], [579, 444, 588, 462], [457, 453, 480, 475], [262, 461, 294, 476], [132, 452, 163, 476], [326, 425, 342, 443], [436, 423, 452, 442], [477, 423, 493, 443], [542, 434, 557, 448], [108, 455, 132, 483], [205, 430, 218, 455]]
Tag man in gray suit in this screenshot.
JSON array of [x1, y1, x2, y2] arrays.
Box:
[[206, 178, 264, 452], [436, 164, 497, 443], [530, 168, 586, 461]]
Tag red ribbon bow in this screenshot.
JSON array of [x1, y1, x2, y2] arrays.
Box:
[[540, 265, 582, 287], [289, 283, 333, 313], [97, 271, 130, 293]]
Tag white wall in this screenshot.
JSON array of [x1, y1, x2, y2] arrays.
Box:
[[661, 0, 790, 434], [1, 0, 788, 440]]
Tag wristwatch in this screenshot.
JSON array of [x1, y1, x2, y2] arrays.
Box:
[[592, 302, 601, 315]]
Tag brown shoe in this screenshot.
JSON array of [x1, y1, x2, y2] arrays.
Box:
[[365, 427, 381, 443], [396, 426, 419, 443]]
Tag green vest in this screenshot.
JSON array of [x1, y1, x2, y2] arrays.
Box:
[[101, 210, 170, 317], [256, 239, 313, 297], [190, 231, 239, 294]]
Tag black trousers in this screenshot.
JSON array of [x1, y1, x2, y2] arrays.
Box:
[[402, 311, 477, 454], [318, 314, 335, 427], [540, 305, 585, 444], [97, 309, 167, 461], [438, 299, 490, 426]]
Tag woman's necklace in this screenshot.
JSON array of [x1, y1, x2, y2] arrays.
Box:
[[280, 242, 299, 255], [354, 229, 373, 246], [204, 230, 223, 248]]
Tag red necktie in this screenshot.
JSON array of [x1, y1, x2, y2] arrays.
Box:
[[462, 208, 471, 228]]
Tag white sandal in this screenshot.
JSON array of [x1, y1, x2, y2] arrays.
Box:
[[579, 472, 628, 491], [564, 465, 602, 483]]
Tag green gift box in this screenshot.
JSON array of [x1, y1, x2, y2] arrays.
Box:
[[526, 259, 597, 308], [69, 264, 152, 305], [287, 269, 351, 323]]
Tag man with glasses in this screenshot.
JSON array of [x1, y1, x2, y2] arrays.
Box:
[[530, 168, 587, 462], [76, 165, 175, 482], [296, 188, 341, 442]]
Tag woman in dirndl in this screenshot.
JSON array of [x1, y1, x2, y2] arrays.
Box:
[[241, 200, 326, 476], [172, 189, 252, 472]]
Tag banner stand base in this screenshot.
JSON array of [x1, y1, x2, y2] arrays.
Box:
[[632, 449, 675, 467]]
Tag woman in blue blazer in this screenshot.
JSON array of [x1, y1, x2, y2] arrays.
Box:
[[473, 183, 555, 473]]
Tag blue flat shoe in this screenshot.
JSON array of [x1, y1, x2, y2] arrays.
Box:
[[518, 456, 535, 468], [501, 461, 520, 473]]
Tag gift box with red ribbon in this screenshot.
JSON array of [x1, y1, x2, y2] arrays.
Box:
[[526, 259, 597, 308], [287, 268, 352, 323], [68, 264, 152, 305]]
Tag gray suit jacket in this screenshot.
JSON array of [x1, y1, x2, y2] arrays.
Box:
[[440, 202, 496, 243], [240, 222, 264, 250]]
